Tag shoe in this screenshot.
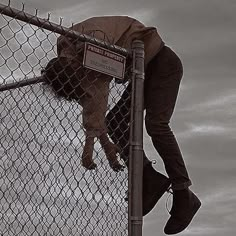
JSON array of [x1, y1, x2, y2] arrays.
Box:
[[124, 163, 171, 216], [142, 163, 171, 216], [164, 188, 201, 235]]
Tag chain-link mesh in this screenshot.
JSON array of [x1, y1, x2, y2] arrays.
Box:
[[0, 4, 134, 236]]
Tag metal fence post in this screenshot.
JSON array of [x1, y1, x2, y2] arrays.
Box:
[[129, 40, 145, 236]]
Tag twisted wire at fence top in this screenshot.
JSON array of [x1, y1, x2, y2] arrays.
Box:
[[0, 4, 132, 236]]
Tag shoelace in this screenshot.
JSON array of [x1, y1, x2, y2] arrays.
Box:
[[166, 186, 173, 215]]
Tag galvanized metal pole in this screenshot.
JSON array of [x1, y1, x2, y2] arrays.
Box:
[[128, 40, 145, 236], [0, 76, 44, 92]]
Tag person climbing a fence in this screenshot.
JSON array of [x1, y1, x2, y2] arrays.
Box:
[[42, 16, 201, 235]]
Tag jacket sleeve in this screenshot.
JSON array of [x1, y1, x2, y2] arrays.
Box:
[[79, 74, 111, 137]]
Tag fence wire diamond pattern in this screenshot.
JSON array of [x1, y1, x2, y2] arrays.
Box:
[[0, 4, 135, 236]]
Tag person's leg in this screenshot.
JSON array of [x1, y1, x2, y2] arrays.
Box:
[[144, 46, 191, 190], [144, 46, 200, 234], [105, 83, 132, 167], [106, 83, 155, 168], [106, 83, 170, 216]]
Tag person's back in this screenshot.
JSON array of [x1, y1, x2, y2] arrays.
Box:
[[57, 16, 164, 67]]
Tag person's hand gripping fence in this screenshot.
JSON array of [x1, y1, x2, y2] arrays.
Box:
[[43, 57, 125, 172], [78, 69, 124, 171]]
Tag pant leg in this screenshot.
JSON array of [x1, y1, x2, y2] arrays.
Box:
[[106, 83, 152, 168], [144, 46, 192, 190]]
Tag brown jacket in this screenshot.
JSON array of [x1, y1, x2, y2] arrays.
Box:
[[58, 16, 164, 67], [57, 16, 164, 137]]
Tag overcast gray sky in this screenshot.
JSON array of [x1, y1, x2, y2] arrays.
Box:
[[1, 0, 236, 235]]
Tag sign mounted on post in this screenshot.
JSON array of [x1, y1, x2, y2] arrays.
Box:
[[83, 43, 126, 80]]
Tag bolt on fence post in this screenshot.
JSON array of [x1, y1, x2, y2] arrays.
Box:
[[128, 40, 145, 236]]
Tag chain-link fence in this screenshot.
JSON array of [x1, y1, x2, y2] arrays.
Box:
[[0, 2, 144, 236]]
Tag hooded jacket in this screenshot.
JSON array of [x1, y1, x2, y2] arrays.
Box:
[[56, 16, 164, 137], [58, 16, 164, 67]]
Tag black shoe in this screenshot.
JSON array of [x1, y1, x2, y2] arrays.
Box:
[[142, 163, 171, 216], [124, 163, 170, 216], [164, 188, 201, 235]]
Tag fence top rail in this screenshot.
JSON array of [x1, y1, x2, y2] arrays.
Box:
[[0, 3, 130, 57]]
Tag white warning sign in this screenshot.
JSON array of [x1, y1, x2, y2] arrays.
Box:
[[83, 43, 126, 79]]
